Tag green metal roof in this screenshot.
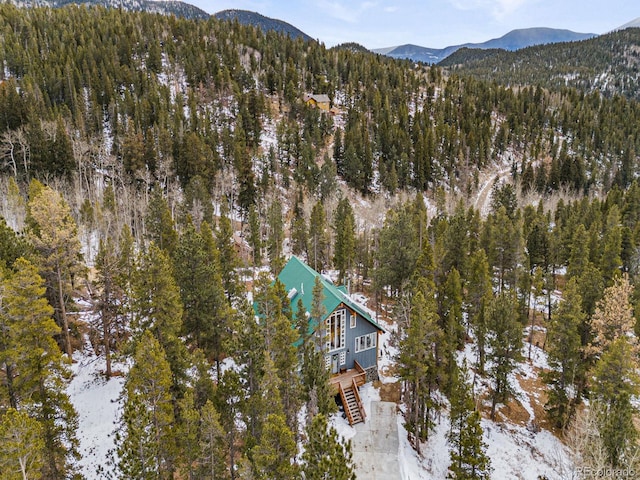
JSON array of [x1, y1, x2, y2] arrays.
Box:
[[277, 256, 384, 332]]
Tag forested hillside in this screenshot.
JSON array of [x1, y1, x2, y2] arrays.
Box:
[[0, 4, 640, 480], [441, 27, 640, 101]]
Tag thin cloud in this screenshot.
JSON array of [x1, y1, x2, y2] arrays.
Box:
[[450, 0, 529, 19], [314, 0, 379, 24]]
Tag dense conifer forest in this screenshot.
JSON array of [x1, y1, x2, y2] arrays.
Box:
[[1, 4, 640, 479]]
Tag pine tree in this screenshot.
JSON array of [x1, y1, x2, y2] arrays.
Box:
[[217, 203, 242, 303], [440, 268, 464, 396], [333, 197, 356, 284], [117, 331, 176, 480], [173, 222, 231, 376], [175, 391, 201, 480], [398, 280, 443, 450], [301, 277, 334, 418], [0, 408, 45, 480], [375, 203, 419, 296], [1, 258, 80, 479], [545, 278, 584, 429], [145, 187, 178, 256], [486, 291, 522, 420], [131, 243, 188, 397], [592, 337, 639, 468], [266, 200, 284, 274], [248, 204, 263, 266], [447, 366, 491, 480], [94, 237, 127, 378], [291, 191, 308, 258], [308, 201, 329, 272], [301, 413, 356, 480], [27, 183, 84, 357], [252, 413, 299, 480], [0, 216, 28, 270], [198, 400, 228, 480], [214, 370, 244, 480], [465, 249, 492, 373], [600, 206, 622, 285]]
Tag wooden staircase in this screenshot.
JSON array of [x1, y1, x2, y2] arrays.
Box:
[[339, 378, 366, 426]]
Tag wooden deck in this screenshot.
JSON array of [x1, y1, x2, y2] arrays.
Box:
[[329, 360, 367, 395]]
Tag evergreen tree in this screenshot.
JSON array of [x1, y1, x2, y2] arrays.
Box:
[[266, 200, 284, 274], [173, 222, 231, 376], [214, 370, 245, 480], [1, 258, 79, 479], [447, 366, 491, 480], [252, 413, 299, 480], [545, 278, 584, 429], [592, 337, 639, 468], [308, 200, 329, 272], [465, 249, 492, 374], [486, 291, 522, 420], [247, 204, 263, 266], [440, 268, 464, 395], [301, 413, 356, 480], [398, 280, 443, 450], [217, 203, 242, 303], [333, 197, 356, 284], [175, 391, 201, 480], [0, 408, 45, 480], [145, 187, 178, 256], [0, 216, 29, 270], [131, 243, 188, 397], [301, 276, 335, 418], [375, 203, 419, 296], [94, 237, 127, 379], [27, 183, 84, 357], [198, 400, 228, 480], [290, 191, 308, 258], [116, 331, 176, 479], [600, 206, 622, 285]]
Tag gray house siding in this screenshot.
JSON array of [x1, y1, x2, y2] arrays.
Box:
[[344, 308, 378, 371]]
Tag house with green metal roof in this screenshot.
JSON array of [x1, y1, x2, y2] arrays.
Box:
[[277, 256, 384, 380]]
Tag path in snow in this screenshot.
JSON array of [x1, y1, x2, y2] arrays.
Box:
[[474, 166, 511, 216]]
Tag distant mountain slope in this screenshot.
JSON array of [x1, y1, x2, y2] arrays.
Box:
[[214, 9, 312, 42], [615, 17, 640, 30], [12, 0, 210, 19], [440, 27, 640, 100], [373, 27, 596, 63]]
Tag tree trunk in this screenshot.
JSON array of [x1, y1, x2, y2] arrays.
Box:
[[56, 266, 72, 357], [5, 364, 18, 409], [103, 281, 112, 378]]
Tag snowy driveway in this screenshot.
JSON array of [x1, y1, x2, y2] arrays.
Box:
[[351, 401, 401, 479]]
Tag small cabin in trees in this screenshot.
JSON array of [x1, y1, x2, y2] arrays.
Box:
[[303, 93, 331, 111], [277, 256, 384, 381]]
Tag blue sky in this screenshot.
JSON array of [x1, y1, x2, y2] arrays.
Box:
[[189, 0, 638, 49]]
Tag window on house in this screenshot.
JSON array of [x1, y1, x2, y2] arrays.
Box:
[[340, 351, 346, 365], [325, 309, 346, 352], [350, 313, 356, 329], [354, 332, 377, 353]]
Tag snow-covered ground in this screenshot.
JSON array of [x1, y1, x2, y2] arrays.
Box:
[[68, 348, 126, 479]]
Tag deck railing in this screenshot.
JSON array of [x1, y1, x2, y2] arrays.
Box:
[[353, 359, 367, 386], [351, 377, 366, 422]]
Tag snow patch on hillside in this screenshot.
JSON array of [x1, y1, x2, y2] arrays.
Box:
[[68, 349, 126, 479]]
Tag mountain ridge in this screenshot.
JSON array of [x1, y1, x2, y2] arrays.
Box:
[[373, 27, 597, 63], [10, 0, 210, 19], [214, 9, 313, 42]]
